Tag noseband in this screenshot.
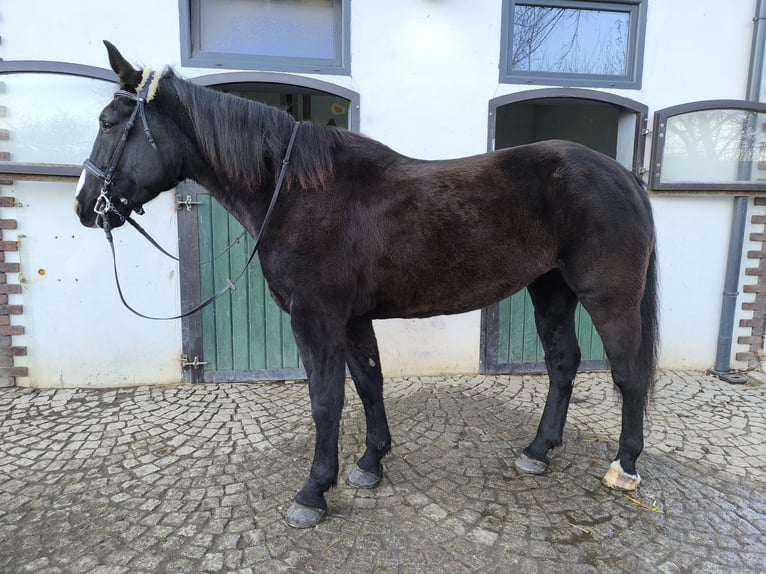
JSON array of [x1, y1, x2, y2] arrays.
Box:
[[84, 71, 159, 226]]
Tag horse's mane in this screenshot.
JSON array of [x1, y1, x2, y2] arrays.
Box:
[[168, 73, 357, 191]]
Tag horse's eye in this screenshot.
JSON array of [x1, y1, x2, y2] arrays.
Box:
[[101, 120, 115, 132]]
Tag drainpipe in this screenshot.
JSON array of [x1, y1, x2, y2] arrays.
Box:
[[712, 0, 766, 384], [713, 197, 749, 383]]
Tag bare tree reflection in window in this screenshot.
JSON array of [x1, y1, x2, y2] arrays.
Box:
[[662, 110, 761, 183], [511, 5, 628, 76]]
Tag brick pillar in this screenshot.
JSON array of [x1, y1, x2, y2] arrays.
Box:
[[0, 196, 26, 386], [0, 72, 28, 385], [738, 197, 766, 366], [0, 34, 26, 386]]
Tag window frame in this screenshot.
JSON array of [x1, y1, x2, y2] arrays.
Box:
[[500, 0, 647, 89], [179, 0, 351, 75], [649, 100, 766, 193]]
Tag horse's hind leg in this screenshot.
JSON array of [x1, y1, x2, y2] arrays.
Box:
[[590, 306, 648, 491], [515, 270, 582, 475], [345, 319, 392, 489], [579, 248, 657, 492]]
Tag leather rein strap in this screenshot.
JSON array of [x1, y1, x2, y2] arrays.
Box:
[[89, 76, 301, 320]]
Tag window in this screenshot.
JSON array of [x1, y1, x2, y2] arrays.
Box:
[[191, 72, 360, 130], [0, 67, 116, 180], [489, 89, 647, 173], [500, 0, 646, 88], [212, 83, 352, 128], [650, 101, 766, 192], [181, 0, 350, 75]]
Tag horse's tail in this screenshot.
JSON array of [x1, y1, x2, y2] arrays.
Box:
[[637, 178, 660, 410]]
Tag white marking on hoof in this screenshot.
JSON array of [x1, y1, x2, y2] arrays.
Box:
[[514, 453, 548, 475], [602, 460, 641, 491]]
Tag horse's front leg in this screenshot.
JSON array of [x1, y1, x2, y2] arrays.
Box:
[[285, 310, 347, 529]]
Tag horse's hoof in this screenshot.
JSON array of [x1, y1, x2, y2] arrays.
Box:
[[285, 501, 325, 528], [602, 460, 641, 491], [347, 465, 382, 489], [514, 453, 548, 475]]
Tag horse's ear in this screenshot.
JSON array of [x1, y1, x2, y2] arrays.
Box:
[[103, 40, 142, 92]]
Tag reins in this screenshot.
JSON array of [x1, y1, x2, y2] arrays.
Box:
[[87, 75, 302, 320], [124, 209, 247, 265]]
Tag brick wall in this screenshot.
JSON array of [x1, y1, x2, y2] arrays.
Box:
[[737, 197, 766, 367], [0, 57, 27, 385], [0, 194, 26, 386]]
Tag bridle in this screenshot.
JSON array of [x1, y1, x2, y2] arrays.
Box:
[[84, 71, 159, 231], [82, 70, 301, 320]]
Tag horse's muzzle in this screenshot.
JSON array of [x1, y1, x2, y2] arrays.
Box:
[[75, 169, 102, 228], [74, 198, 127, 230], [96, 210, 128, 230], [74, 199, 98, 228]]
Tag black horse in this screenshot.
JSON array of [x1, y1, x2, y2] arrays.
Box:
[[76, 42, 659, 528]]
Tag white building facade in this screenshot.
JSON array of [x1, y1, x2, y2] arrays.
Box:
[[2, 0, 766, 387]]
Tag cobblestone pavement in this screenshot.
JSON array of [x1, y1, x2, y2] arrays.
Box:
[[1, 370, 765, 573]]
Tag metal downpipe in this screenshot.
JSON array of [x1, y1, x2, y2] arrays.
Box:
[[713, 197, 749, 382]]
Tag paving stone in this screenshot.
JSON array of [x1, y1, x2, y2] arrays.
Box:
[[0, 371, 764, 572]]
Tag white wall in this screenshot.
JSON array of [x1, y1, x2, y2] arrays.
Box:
[[0, 0, 760, 386], [348, 1, 503, 376], [652, 196, 733, 367], [5, 183, 181, 388]]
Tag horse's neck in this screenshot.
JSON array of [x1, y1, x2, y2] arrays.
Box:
[[196, 173, 277, 240], [174, 84, 282, 233]]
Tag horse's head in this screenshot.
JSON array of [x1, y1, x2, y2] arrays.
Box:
[[75, 41, 181, 230]]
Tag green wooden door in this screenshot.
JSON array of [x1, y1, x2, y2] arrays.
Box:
[[196, 193, 302, 374], [178, 83, 353, 382], [482, 96, 637, 373], [493, 290, 606, 371]]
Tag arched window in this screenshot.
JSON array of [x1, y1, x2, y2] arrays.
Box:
[[190, 72, 359, 130], [488, 88, 647, 173], [0, 62, 117, 181], [650, 100, 766, 192]]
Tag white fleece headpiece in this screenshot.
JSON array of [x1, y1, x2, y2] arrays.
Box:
[[135, 66, 162, 102]]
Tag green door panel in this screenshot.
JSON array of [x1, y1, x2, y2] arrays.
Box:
[[495, 289, 607, 370], [197, 193, 301, 372]]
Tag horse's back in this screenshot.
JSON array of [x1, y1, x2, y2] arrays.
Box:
[[494, 140, 651, 224], [272, 136, 654, 320]]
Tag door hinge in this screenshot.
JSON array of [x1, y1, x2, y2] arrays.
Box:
[[177, 194, 203, 211], [180, 355, 208, 369]]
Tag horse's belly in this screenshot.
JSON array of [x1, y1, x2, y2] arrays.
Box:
[[365, 265, 542, 320]]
